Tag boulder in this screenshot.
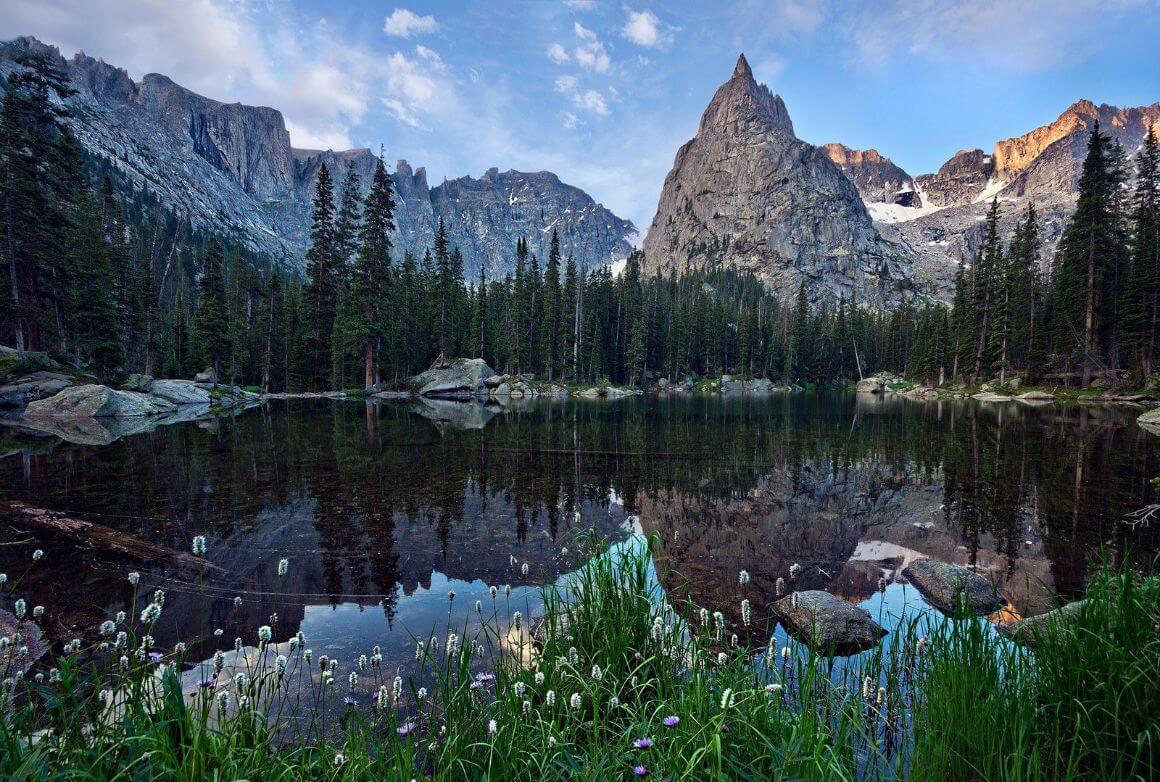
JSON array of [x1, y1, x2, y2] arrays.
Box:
[[748, 378, 774, 393], [119, 373, 154, 392], [0, 370, 75, 408], [540, 383, 568, 397], [721, 379, 745, 394], [903, 559, 1005, 615], [1136, 407, 1160, 435], [856, 378, 884, 395], [24, 384, 176, 418], [409, 358, 496, 397], [773, 590, 886, 655], [972, 392, 1014, 402], [0, 608, 49, 675], [997, 600, 1087, 647], [149, 379, 213, 405], [484, 373, 509, 389], [578, 387, 602, 397], [1017, 390, 1055, 401], [194, 368, 218, 384]]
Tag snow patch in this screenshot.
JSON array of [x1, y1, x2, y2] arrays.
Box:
[[972, 177, 1010, 204], [609, 257, 628, 277]]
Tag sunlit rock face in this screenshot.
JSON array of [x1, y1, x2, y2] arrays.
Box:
[[641, 55, 916, 309], [822, 143, 919, 207], [0, 37, 636, 278]]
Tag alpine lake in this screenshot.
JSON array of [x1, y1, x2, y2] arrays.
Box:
[[2, 391, 1156, 722]]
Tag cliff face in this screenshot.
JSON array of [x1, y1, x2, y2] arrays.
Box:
[[821, 143, 920, 206], [641, 55, 916, 308], [0, 36, 636, 276]]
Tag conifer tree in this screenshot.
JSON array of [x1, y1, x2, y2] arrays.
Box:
[[193, 237, 230, 378], [969, 197, 1002, 384], [350, 156, 395, 387], [303, 162, 339, 388], [1122, 127, 1160, 378]]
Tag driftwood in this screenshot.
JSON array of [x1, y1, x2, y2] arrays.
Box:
[[3, 502, 226, 575]]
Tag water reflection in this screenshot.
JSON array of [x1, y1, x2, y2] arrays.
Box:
[[1, 394, 1155, 672]]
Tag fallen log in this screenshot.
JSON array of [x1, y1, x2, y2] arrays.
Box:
[[3, 502, 226, 575]]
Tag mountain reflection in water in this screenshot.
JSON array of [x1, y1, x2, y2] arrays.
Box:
[[1, 393, 1155, 672]]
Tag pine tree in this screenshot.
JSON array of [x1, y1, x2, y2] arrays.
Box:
[[970, 197, 1002, 384], [350, 156, 395, 387], [303, 162, 340, 389], [66, 191, 124, 378], [1121, 126, 1160, 379], [193, 237, 230, 378], [334, 163, 363, 271]]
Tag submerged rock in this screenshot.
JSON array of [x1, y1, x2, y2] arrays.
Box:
[[773, 590, 886, 655], [24, 384, 176, 418], [409, 358, 496, 397], [997, 600, 1087, 646], [903, 559, 1005, 615], [1138, 406, 1160, 435]]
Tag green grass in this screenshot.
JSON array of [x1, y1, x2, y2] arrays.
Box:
[[1, 540, 1155, 780]]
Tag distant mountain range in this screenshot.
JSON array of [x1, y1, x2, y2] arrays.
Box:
[[0, 36, 637, 280]]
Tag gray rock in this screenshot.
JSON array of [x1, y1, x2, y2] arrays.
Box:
[[641, 55, 915, 309], [149, 379, 213, 405], [748, 378, 774, 393], [822, 143, 920, 206], [1138, 407, 1160, 434], [24, 384, 176, 418], [120, 373, 154, 392], [409, 358, 496, 397], [0, 608, 49, 675], [997, 600, 1087, 646], [856, 378, 885, 395], [194, 368, 218, 384], [773, 590, 886, 655], [903, 559, 1005, 615], [1017, 390, 1055, 401], [721, 379, 745, 394], [972, 392, 1014, 402], [0, 370, 75, 408]]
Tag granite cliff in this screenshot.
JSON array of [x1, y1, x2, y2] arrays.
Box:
[[0, 36, 636, 277]]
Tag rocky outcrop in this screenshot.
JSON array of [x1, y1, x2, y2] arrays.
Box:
[[641, 55, 915, 309], [914, 149, 994, 208], [0, 37, 636, 279], [997, 600, 1087, 646], [822, 143, 919, 206], [148, 379, 213, 405], [903, 559, 1005, 615], [408, 358, 496, 397], [1138, 406, 1160, 434], [856, 377, 885, 395], [24, 384, 177, 418], [773, 590, 886, 655]]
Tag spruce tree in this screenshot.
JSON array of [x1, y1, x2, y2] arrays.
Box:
[[1122, 126, 1160, 379], [969, 197, 1002, 384], [193, 237, 230, 378], [351, 156, 395, 387], [304, 162, 339, 389]]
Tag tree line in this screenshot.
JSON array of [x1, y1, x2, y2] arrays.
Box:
[[5, 50, 1155, 392]]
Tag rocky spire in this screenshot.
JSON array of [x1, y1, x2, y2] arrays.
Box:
[[698, 52, 793, 137], [733, 53, 752, 79]]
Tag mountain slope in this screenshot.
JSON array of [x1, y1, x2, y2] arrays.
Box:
[[0, 36, 636, 277], [641, 55, 915, 308]]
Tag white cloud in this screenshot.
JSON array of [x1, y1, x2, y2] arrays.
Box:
[[554, 75, 608, 116], [571, 22, 611, 72], [383, 8, 438, 38], [546, 42, 570, 63], [564, 0, 597, 10], [622, 10, 675, 48], [561, 111, 583, 129], [380, 50, 448, 131], [415, 45, 444, 67]]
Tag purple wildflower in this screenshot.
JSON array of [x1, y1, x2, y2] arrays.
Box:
[[662, 715, 680, 727], [197, 678, 215, 689], [148, 652, 164, 663], [371, 690, 381, 701], [344, 696, 358, 707], [633, 737, 654, 749], [397, 721, 417, 736], [475, 672, 496, 683], [633, 765, 649, 777], [470, 680, 483, 690]]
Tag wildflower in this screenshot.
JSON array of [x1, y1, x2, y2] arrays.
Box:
[[174, 642, 186, 655], [153, 589, 165, 606], [591, 664, 603, 681], [548, 736, 557, 748], [513, 681, 526, 697], [234, 596, 243, 609], [720, 688, 734, 710], [115, 611, 126, 624], [713, 611, 724, 631], [739, 569, 750, 585], [119, 655, 129, 670], [505, 584, 511, 597], [397, 721, 416, 736], [197, 677, 215, 689], [446, 633, 458, 658], [334, 753, 346, 766], [488, 719, 497, 735], [568, 646, 579, 665], [475, 600, 482, 614], [349, 671, 358, 688], [100, 620, 115, 636], [534, 671, 545, 685], [218, 691, 231, 710], [512, 611, 522, 632], [415, 641, 424, 660], [32, 605, 44, 618], [916, 636, 929, 656], [274, 654, 287, 678], [329, 659, 338, 672], [127, 572, 140, 586], [277, 558, 289, 576], [234, 672, 248, 691], [510, 554, 517, 566], [140, 603, 162, 624], [877, 687, 886, 706], [700, 608, 709, 626], [781, 646, 790, 660], [663, 715, 680, 727], [149, 652, 164, 663], [561, 546, 569, 555], [609, 696, 620, 709], [765, 683, 784, 694], [741, 599, 751, 626], [878, 577, 887, 593], [789, 563, 801, 579], [191, 536, 206, 557], [523, 699, 532, 713], [0, 573, 5, 585], [569, 692, 582, 710], [377, 685, 389, 709], [717, 652, 727, 666], [417, 687, 428, 701], [730, 633, 738, 647], [651, 616, 664, 641], [14, 599, 26, 619], [344, 695, 357, 707], [633, 737, 653, 749], [633, 765, 649, 776], [862, 676, 874, 701], [489, 585, 498, 600], [32, 549, 44, 561], [521, 563, 529, 575], [790, 592, 799, 611], [447, 589, 456, 602], [115, 631, 128, 649], [358, 654, 368, 671], [775, 577, 785, 596], [392, 676, 403, 702], [213, 650, 225, 676], [304, 648, 313, 664], [545, 690, 556, 706]]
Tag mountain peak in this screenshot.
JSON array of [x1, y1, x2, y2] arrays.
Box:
[[733, 53, 752, 80]]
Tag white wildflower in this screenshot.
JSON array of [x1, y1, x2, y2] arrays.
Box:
[[127, 572, 140, 586], [140, 603, 162, 624], [569, 692, 582, 710], [720, 688, 734, 710], [277, 558, 288, 577], [32, 549, 44, 562], [741, 598, 751, 626], [739, 569, 750, 585], [534, 671, 545, 685], [191, 535, 206, 556], [545, 690, 556, 706], [591, 664, 603, 681], [258, 625, 272, 643], [488, 719, 497, 734]]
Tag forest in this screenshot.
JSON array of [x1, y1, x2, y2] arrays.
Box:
[[2, 51, 1157, 392]]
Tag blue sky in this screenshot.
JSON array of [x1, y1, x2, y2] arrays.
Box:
[[3, 0, 1158, 234]]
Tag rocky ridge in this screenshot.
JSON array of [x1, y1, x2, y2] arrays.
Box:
[[0, 36, 635, 278], [641, 55, 916, 309]]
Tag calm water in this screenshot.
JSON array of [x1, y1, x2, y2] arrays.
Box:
[[2, 393, 1156, 687]]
